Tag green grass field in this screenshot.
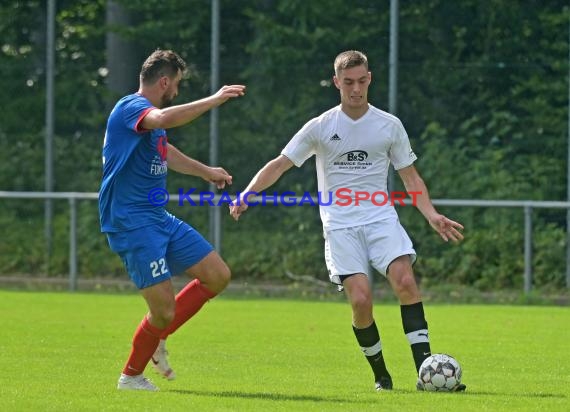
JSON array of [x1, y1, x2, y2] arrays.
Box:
[[0, 290, 568, 411]]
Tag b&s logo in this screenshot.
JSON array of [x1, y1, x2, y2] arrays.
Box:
[[342, 150, 368, 161], [333, 150, 371, 170]]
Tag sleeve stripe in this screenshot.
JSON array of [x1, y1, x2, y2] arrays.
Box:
[[133, 107, 155, 133]]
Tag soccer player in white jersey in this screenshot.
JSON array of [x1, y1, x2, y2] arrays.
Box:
[[230, 50, 466, 392]]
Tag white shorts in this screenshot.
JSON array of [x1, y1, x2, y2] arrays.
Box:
[[324, 219, 416, 285]]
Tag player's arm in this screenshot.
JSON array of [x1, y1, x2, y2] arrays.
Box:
[[230, 155, 294, 221], [397, 165, 464, 242], [141, 85, 246, 130], [167, 143, 232, 189]]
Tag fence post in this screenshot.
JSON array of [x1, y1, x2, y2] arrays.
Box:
[[524, 205, 533, 294], [69, 197, 77, 292]]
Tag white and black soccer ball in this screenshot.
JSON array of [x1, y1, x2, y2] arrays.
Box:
[[418, 353, 462, 392]]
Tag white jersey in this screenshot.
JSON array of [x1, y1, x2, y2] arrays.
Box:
[[281, 104, 417, 230]]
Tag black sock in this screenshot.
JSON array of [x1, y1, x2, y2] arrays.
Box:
[[401, 302, 431, 372], [353, 321, 390, 381]]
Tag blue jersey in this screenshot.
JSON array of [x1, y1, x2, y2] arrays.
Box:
[[99, 94, 169, 232]]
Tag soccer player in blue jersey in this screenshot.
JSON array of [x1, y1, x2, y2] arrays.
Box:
[[99, 49, 245, 391]]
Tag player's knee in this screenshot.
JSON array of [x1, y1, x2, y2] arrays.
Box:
[[350, 291, 373, 314], [150, 307, 175, 329], [392, 273, 418, 296], [217, 265, 231, 287], [208, 264, 231, 291]]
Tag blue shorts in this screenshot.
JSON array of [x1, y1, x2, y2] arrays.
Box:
[[106, 214, 214, 289]]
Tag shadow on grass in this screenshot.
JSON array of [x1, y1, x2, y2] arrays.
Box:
[[460, 391, 566, 399], [168, 388, 567, 402], [168, 389, 375, 403], [416, 390, 566, 399]]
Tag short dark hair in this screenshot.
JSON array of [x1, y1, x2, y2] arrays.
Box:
[[140, 49, 187, 85], [334, 50, 368, 76]]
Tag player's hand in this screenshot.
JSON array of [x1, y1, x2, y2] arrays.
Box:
[[229, 194, 249, 221], [205, 167, 232, 189], [214, 85, 246, 104], [428, 213, 464, 243]]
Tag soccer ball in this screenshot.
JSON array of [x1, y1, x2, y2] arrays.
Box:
[[418, 353, 462, 392]]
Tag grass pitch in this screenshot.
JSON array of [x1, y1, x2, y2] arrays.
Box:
[[0, 290, 567, 411]]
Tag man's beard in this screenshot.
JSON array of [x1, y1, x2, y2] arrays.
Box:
[[161, 95, 174, 108]]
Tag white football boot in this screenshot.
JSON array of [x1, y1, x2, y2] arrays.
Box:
[[151, 339, 176, 380], [117, 374, 159, 391]]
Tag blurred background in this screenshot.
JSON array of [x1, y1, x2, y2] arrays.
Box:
[[0, 0, 569, 299]]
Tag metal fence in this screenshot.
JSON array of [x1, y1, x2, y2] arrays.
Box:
[[1, 191, 570, 293]]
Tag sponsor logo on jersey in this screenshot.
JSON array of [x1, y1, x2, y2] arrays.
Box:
[[150, 158, 168, 175], [156, 135, 168, 161], [150, 135, 168, 175], [333, 150, 372, 170]]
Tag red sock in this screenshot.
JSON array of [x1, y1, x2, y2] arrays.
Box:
[[160, 279, 217, 339], [122, 316, 165, 376]]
